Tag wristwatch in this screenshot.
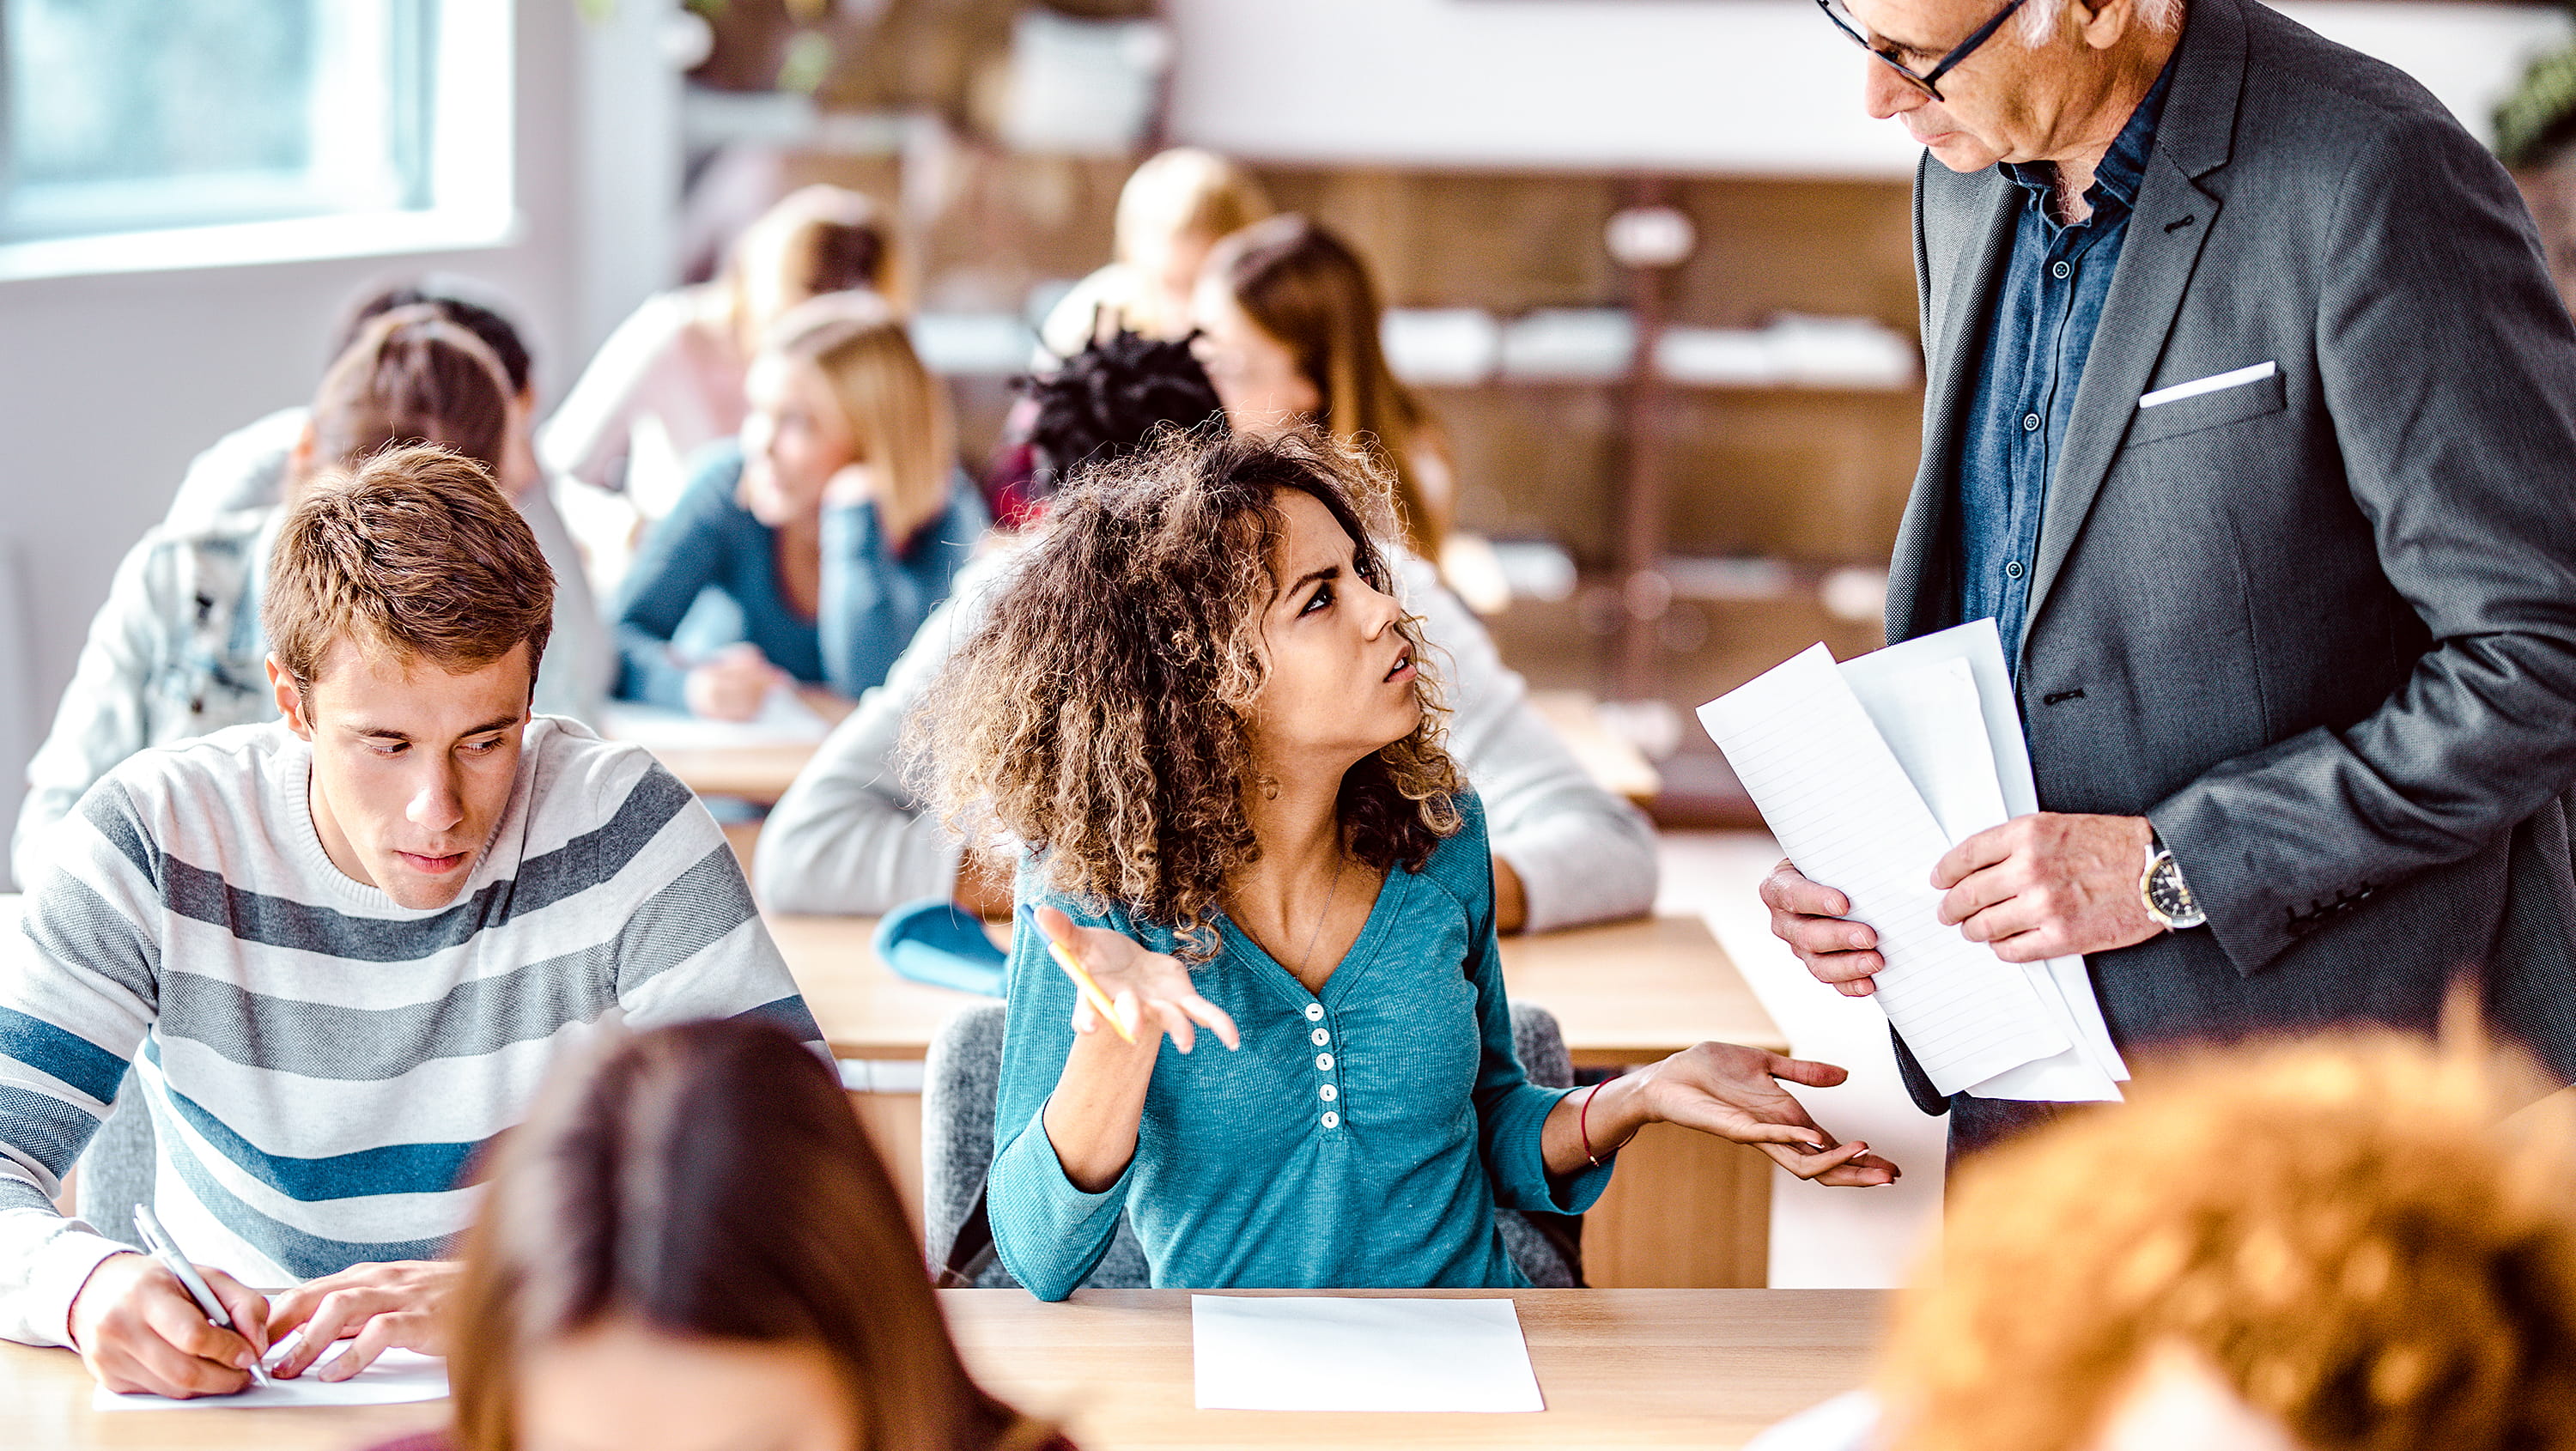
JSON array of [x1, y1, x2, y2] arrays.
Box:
[[2141, 831, 2207, 931]]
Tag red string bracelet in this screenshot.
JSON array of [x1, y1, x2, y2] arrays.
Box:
[[1579, 1082, 1608, 1168]]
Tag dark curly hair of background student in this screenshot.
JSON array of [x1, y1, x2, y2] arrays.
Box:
[[1020, 327, 1225, 500]]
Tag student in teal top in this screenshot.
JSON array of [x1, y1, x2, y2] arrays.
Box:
[[613, 292, 986, 718], [914, 428, 1898, 1302]]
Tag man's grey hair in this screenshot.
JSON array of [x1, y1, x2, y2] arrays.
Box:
[[2018, 0, 2182, 44]]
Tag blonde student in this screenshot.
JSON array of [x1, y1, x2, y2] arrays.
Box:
[[914, 429, 1895, 1302], [611, 293, 987, 719], [541, 185, 900, 523], [1036, 148, 1273, 360], [434, 1019, 1068, 1451]]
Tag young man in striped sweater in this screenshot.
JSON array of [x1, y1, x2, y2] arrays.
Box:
[[0, 446, 820, 1397]]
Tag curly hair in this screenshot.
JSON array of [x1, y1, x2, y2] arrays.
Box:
[[1880, 1031, 2576, 1451], [908, 428, 1461, 960], [1021, 326, 1224, 501]]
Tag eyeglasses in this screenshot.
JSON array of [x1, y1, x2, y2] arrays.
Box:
[[1815, 0, 2030, 102]]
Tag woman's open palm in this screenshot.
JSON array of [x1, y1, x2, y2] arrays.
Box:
[[1031, 904, 1242, 1054], [1643, 1041, 1900, 1187]]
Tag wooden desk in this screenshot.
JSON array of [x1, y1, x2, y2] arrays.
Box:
[[775, 913, 1789, 1287], [1528, 690, 1663, 807], [0, 1290, 1883, 1451], [774, 911, 1785, 1067]]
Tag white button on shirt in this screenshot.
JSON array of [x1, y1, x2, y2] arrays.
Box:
[[1320, 1084, 1339, 1102], [1315, 1053, 1334, 1071], [1310, 1027, 1330, 1047], [1304, 1003, 1324, 1021], [1321, 1110, 1340, 1130]]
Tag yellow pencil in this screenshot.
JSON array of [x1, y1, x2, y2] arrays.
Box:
[[1026, 908, 1137, 1043]]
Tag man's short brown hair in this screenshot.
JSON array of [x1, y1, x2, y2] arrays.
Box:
[[264, 444, 554, 695]]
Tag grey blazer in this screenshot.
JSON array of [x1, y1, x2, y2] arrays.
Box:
[[1891, 0, 2576, 1111]]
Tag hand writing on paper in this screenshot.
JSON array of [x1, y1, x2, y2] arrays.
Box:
[[69, 1252, 270, 1398], [1760, 860, 1887, 998], [683, 643, 787, 722], [1031, 904, 1242, 1055], [265, 1260, 456, 1382], [1933, 813, 2162, 962]]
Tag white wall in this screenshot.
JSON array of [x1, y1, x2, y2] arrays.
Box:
[[1166, 0, 2573, 172], [0, 1, 678, 888]]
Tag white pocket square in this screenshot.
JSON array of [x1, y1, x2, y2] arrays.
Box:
[[2139, 360, 2275, 409]]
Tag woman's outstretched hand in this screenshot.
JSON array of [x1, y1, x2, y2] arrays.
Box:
[[1552, 1041, 1900, 1187], [1030, 904, 1242, 1054]]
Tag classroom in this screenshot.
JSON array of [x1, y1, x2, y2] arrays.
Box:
[[4, 0, 2576, 1447]]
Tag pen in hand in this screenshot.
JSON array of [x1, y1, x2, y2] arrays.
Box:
[[1022, 903, 1139, 1044], [132, 1204, 270, 1389]]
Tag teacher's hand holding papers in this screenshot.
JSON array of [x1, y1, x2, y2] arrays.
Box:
[[1767, 813, 2165, 997], [1932, 813, 2164, 962]]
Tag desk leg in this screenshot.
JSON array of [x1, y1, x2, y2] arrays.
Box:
[[1580, 1123, 1771, 1288], [847, 1091, 927, 1243]]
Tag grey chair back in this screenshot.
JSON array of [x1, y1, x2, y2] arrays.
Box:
[[73, 1075, 155, 1250], [920, 998, 1583, 1289]]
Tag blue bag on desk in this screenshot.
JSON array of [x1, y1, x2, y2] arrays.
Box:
[[873, 899, 1008, 997]]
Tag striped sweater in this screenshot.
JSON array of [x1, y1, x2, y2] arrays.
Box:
[[0, 717, 819, 1348]]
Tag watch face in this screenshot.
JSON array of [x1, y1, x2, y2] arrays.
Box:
[[2148, 855, 2199, 924]]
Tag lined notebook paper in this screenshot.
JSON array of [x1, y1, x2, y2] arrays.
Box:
[[1698, 644, 2067, 1096]]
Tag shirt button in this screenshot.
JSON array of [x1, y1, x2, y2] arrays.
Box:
[[2005, 560, 2026, 580], [1321, 1110, 1341, 1130], [1320, 1084, 1339, 1102], [2022, 412, 2041, 432], [1311, 1027, 1331, 1047], [1303, 1003, 1324, 1022], [1315, 1053, 1334, 1071], [2051, 260, 2071, 280]]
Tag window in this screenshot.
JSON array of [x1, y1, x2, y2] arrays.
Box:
[[0, 0, 511, 276]]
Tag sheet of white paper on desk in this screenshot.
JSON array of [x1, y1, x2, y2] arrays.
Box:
[[1697, 645, 2066, 1096], [94, 1348, 449, 1411], [1839, 622, 2129, 1100], [1190, 1295, 1543, 1412], [599, 685, 831, 750]]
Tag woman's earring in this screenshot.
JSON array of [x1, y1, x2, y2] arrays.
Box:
[[1257, 774, 1280, 800]]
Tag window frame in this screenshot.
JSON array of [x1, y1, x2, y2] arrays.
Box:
[[0, 0, 515, 283]]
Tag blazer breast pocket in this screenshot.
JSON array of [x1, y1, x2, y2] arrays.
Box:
[[2128, 361, 2287, 446]]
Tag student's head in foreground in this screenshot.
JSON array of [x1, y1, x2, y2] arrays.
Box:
[[1877, 1031, 2576, 1451], [262, 445, 555, 909], [292, 305, 519, 500], [738, 291, 957, 543], [913, 427, 1460, 959], [448, 1018, 1049, 1451]]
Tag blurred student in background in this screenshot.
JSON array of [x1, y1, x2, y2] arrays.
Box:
[[1193, 213, 1455, 563], [440, 1019, 1066, 1451], [611, 294, 984, 721], [151, 280, 606, 719], [11, 307, 602, 889], [543, 185, 900, 539], [755, 331, 1657, 934], [1036, 148, 1273, 359], [1757, 1034, 2576, 1451]]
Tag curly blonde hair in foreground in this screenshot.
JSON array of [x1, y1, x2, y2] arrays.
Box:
[[908, 428, 1461, 959], [1880, 1031, 2576, 1451]]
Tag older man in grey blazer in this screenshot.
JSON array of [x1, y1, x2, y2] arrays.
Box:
[[1763, 0, 2576, 1151]]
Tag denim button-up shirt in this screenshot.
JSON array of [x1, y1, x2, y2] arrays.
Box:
[[1957, 63, 2174, 670]]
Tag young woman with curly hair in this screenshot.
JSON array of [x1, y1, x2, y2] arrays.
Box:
[[913, 429, 1897, 1301]]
